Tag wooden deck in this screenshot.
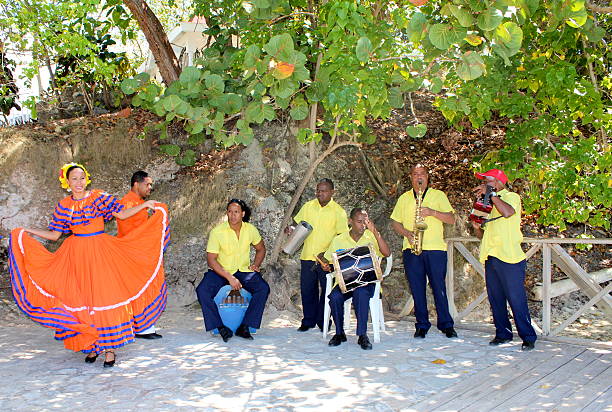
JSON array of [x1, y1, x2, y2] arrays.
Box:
[[408, 339, 611, 412]]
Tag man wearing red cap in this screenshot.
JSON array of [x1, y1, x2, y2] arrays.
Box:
[[471, 169, 537, 351], [391, 164, 458, 339]]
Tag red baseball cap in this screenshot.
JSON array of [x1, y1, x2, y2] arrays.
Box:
[[475, 169, 508, 184]]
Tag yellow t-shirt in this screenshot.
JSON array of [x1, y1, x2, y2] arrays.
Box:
[[479, 189, 526, 264], [294, 198, 348, 261], [324, 229, 383, 261], [207, 221, 262, 274], [390, 188, 454, 251]]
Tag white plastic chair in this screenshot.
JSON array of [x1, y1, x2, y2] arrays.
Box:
[[322, 254, 393, 343]]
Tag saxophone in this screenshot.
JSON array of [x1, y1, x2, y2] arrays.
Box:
[[412, 181, 428, 255]]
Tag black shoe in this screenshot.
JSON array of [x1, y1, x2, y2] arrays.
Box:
[[103, 352, 116, 368], [358, 334, 373, 350], [328, 333, 347, 347], [84, 353, 98, 364], [443, 327, 458, 338], [414, 328, 427, 339], [489, 337, 512, 346], [235, 324, 254, 340], [521, 341, 535, 351], [218, 325, 233, 342], [135, 332, 163, 340], [297, 324, 313, 332]]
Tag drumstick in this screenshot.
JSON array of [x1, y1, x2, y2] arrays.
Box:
[[314, 255, 327, 267]]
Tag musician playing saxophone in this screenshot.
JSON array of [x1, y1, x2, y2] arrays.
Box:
[[391, 164, 458, 339], [318, 208, 390, 350]]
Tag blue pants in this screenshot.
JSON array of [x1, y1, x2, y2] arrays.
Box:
[[402, 249, 454, 331], [328, 283, 375, 336], [300, 260, 326, 328], [196, 270, 270, 331], [485, 257, 537, 343]]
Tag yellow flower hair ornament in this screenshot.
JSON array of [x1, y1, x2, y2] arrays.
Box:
[[59, 162, 91, 191]]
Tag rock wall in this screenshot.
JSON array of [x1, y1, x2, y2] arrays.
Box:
[[0, 116, 487, 322]]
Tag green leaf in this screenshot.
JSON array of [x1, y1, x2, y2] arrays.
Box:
[[449, 5, 474, 27], [430, 77, 443, 93], [210, 93, 243, 114], [289, 96, 309, 120], [245, 101, 275, 123], [565, 1, 587, 28], [407, 12, 428, 42], [406, 124, 428, 138], [204, 74, 225, 94], [179, 66, 201, 83], [176, 149, 197, 166], [429, 24, 467, 50], [263, 33, 295, 61], [120, 78, 140, 95], [159, 144, 181, 156], [244, 44, 261, 68], [356, 37, 373, 63], [492, 22, 523, 65], [162, 95, 187, 112], [388, 87, 404, 108], [457, 51, 486, 80], [477, 8, 503, 31]]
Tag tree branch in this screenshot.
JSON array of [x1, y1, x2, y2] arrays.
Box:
[[586, 1, 612, 13]]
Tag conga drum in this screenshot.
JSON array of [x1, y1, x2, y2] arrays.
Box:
[[211, 285, 257, 335], [331, 244, 383, 293]]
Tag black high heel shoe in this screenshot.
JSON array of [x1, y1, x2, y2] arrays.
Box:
[[103, 351, 116, 368], [85, 352, 98, 363]]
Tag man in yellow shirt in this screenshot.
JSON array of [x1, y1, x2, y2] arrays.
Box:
[[196, 199, 269, 342], [319, 208, 390, 350], [118, 170, 165, 340], [391, 165, 458, 339], [471, 169, 537, 351], [291, 178, 348, 332]]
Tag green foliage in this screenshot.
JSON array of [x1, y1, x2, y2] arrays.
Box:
[[115, 0, 609, 230]]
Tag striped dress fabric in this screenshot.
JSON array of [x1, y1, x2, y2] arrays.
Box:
[[8, 189, 169, 354]]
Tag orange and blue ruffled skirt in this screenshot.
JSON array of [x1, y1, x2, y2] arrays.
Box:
[[8, 204, 170, 354]]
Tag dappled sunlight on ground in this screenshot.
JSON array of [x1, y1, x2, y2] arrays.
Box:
[[0, 309, 608, 410]]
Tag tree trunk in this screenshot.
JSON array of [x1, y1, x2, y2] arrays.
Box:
[[268, 140, 360, 263], [122, 0, 181, 85]]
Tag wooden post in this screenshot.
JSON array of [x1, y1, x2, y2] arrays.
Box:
[[446, 241, 458, 319], [541, 244, 552, 336]]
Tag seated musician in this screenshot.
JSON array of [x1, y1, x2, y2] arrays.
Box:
[[318, 208, 390, 350], [195, 199, 270, 342]]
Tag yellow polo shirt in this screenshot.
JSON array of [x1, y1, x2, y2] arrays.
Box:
[[324, 230, 383, 261], [390, 188, 454, 251], [294, 198, 348, 261], [479, 189, 526, 264], [207, 221, 262, 274]]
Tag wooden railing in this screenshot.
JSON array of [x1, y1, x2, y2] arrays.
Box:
[[444, 237, 612, 337]]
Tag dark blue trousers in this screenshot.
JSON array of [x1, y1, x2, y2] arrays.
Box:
[[402, 249, 454, 331], [196, 270, 270, 331], [300, 260, 327, 329], [328, 283, 375, 336], [485, 257, 537, 343]]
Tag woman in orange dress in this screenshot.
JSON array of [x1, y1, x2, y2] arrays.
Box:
[[7, 163, 169, 367]]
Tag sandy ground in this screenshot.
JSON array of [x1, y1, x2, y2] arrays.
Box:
[[0, 306, 592, 411]]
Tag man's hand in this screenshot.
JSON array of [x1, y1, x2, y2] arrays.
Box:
[[472, 184, 488, 197], [249, 264, 260, 272], [420, 207, 436, 218], [229, 276, 242, 290], [284, 225, 294, 235], [365, 216, 376, 232], [320, 261, 331, 272], [471, 220, 481, 230]]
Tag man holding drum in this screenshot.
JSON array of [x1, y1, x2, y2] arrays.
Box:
[[391, 164, 458, 339], [291, 178, 348, 332], [319, 208, 390, 350], [471, 169, 537, 351]]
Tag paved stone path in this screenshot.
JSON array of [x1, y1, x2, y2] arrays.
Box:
[[0, 308, 600, 411]]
